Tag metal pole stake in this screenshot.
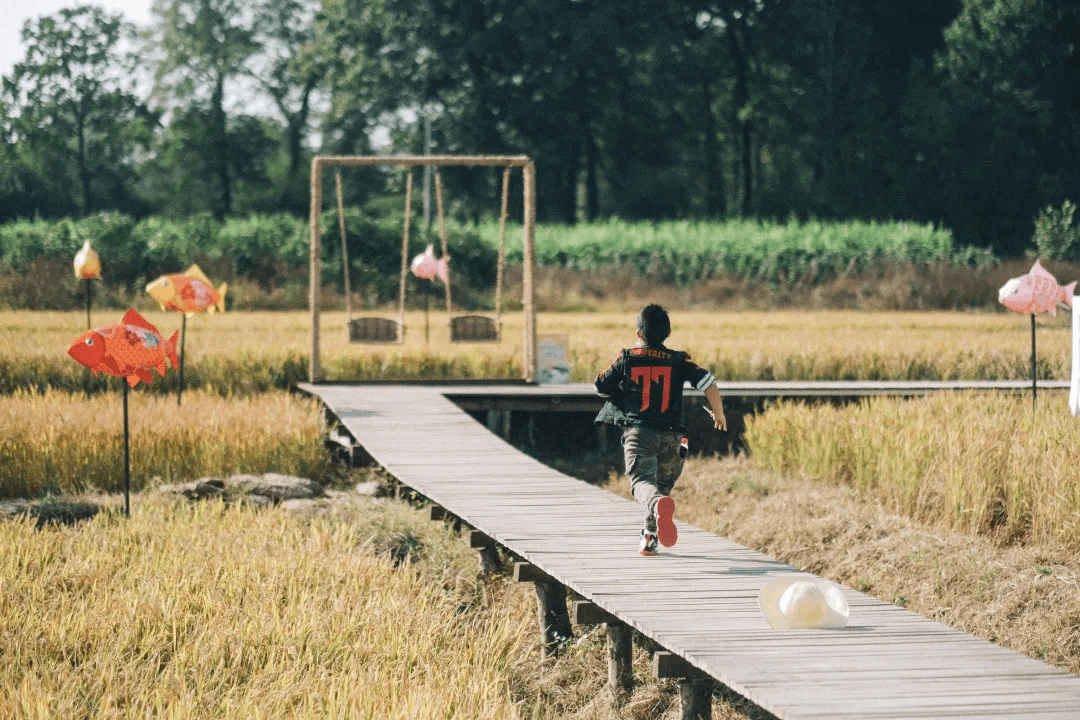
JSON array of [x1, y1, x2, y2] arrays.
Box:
[[178, 314, 186, 407], [122, 380, 130, 518]]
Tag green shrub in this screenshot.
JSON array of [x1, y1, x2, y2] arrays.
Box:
[[477, 217, 988, 287], [1033, 200, 1080, 261], [219, 213, 307, 287]]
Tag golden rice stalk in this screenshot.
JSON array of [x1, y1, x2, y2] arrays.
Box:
[[0, 389, 329, 498], [0, 498, 529, 718], [745, 392, 1080, 546]]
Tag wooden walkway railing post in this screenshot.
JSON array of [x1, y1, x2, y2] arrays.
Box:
[[515, 562, 572, 658]]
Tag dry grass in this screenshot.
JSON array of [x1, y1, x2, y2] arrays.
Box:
[[743, 391, 1080, 547], [1, 306, 1071, 389], [0, 389, 330, 499], [0, 495, 538, 719]]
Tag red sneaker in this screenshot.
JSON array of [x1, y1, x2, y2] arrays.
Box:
[[656, 496, 677, 548]]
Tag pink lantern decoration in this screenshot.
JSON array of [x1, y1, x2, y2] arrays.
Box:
[[410, 244, 450, 284], [998, 260, 1075, 316]]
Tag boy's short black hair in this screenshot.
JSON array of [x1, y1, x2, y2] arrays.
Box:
[[636, 304, 671, 346]]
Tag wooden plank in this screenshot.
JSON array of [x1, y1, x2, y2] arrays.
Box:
[[300, 383, 1080, 720]]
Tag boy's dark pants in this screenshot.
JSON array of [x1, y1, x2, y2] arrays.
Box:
[[622, 425, 685, 532]]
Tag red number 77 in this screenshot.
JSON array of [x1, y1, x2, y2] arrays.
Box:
[[630, 366, 672, 412]]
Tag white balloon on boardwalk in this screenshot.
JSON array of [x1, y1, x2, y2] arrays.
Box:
[[759, 575, 849, 630]]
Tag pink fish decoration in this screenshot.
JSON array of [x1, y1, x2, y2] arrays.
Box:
[[410, 244, 450, 284], [998, 260, 1076, 316]]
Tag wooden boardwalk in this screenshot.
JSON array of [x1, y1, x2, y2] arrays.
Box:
[[299, 382, 1080, 719]]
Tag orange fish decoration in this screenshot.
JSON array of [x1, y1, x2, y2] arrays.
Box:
[[146, 264, 227, 315], [68, 309, 179, 387]]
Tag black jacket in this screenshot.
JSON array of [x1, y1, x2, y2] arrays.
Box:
[[594, 344, 714, 432]]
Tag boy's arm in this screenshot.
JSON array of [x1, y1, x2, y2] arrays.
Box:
[[702, 382, 727, 431], [684, 355, 726, 431], [594, 353, 623, 398]]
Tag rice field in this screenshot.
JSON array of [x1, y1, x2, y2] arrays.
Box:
[[0, 389, 328, 499], [0, 307, 1071, 393], [0, 497, 533, 719], [5, 305, 1080, 716], [745, 391, 1080, 547]]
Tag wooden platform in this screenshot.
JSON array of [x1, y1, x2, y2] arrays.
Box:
[[312, 379, 1071, 414], [298, 382, 1080, 719]]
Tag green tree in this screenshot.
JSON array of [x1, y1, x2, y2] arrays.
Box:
[[0, 7, 157, 219], [250, 0, 325, 212], [937, 0, 1080, 254], [147, 0, 260, 219]]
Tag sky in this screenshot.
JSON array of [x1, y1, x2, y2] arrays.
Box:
[[1, 0, 154, 80]]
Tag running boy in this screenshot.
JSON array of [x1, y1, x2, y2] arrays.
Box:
[[594, 304, 727, 555]]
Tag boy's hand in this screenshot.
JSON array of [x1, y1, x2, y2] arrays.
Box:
[[705, 406, 727, 431], [702, 383, 727, 431]]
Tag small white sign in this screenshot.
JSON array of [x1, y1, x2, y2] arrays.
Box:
[[537, 334, 570, 385]]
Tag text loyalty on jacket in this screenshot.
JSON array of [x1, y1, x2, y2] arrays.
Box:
[[630, 348, 672, 360]]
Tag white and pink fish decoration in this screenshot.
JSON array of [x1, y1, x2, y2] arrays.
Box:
[[410, 244, 450, 284], [998, 260, 1076, 316]]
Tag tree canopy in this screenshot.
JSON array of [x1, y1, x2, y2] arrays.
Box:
[[1, 0, 1077, 256]]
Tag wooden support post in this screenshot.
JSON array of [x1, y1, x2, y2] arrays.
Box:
[[527, 412, 536, 447], [486, 410, 512, 439], [468, 530, 499, 575], [476, 546, 499, 575], [574, 602, 633, 699], [514, 562, 572, 657], [678, 677, 713, 720], [534, 576, 572, 658], [654, 652, 713, 720], [608, 623, 634, 698], [513, 562, 545, 583], [429, 505, 446, 521], [522, 161, 537, 382]]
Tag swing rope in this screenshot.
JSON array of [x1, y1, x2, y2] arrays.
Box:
[[338, 169, 413, 343], [433, 166, 511, 339], [434, 171, 453, 317], [399, 171, 412, 336], [335, 171, 352, 322], [495, 167, 510, 334]]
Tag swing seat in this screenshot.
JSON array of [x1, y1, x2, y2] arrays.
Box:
[[349, 317, 402, 343], [450, 314, 499, 342]]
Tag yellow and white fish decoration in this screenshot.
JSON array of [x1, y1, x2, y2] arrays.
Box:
[[73, 240, 101, 280], [146, 264, 227, 316]]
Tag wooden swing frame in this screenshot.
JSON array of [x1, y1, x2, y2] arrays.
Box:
[[309, 154, 538, 382]]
